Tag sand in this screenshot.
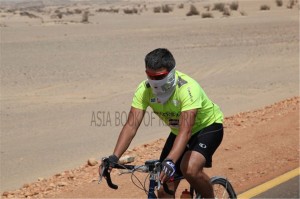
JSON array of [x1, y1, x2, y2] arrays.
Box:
[[0, 0, 299, 195]]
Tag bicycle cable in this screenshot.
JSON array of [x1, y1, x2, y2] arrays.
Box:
[[143, 173, 150, 195], [130, 167, 148, 194]]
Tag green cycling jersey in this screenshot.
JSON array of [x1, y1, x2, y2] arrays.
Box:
[[132, 70, 223, 135]]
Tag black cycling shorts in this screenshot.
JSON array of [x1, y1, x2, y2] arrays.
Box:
[[159, 123, 223, 176]]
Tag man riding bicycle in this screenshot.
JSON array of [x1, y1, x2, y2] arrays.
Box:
[[102, 48, 224, 198]]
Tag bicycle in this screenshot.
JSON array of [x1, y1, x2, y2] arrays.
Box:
[[99, 158, 237, 199]]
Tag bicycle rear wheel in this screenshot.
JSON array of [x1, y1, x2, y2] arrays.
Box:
[[194, 176, 237, 199]]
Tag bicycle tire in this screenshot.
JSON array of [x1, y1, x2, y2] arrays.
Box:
[[194, 176, 237, 199]]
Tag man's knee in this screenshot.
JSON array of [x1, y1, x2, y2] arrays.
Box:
[[180, 152, 206, 181], [181, 164, 204, 180]]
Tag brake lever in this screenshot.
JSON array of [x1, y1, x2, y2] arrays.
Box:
[[154, 162, 162, 191], [98, 158, 107, 184], [98, 157, 118, 189]]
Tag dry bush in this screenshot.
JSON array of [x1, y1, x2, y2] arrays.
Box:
[[162, 4, 173, 13], [204, 5, 211, 11], [65, 10, 74, 15], [275, 0, 283, 7], [81, 11, 89, 23], [201, 12, 213, 18], [212, 2, 225, 12], [143, 4, 148, 11], [240, 10, 247, 16], [6, 9, 16, 13], [260, 4, 271, 10], [287, 0, 296, 8], [111, 9, 119, 13], [96, 8, 119, 13], [74, 9, 82, 14], [178, 3, 184, 9], [230, 1, 239, 10], [223, 7, 231, 16], [153, 6, 161, 13], [186, 4, 199, 16], [57, 12, 63, 19], [124, 8, 138, 14], [19, 11, 39, 18]]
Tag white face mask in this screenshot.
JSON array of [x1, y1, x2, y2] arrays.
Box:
[[147, 68, 176, 104]]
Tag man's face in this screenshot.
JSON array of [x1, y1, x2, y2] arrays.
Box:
[[145, 67, 169, 80]]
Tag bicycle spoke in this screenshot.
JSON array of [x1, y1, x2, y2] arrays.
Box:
[[213, 184, 230, 199]]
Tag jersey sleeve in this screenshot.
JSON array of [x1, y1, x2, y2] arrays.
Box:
[[131, 81, 149, 110], [179, 84, 203, 112]]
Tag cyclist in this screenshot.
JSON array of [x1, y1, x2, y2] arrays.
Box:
[[103, 48, 224, 198]]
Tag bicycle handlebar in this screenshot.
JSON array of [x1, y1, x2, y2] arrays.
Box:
[[99, 158, 180, 196], [99, 157, 148, 190]]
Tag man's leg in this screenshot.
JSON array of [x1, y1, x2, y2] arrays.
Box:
[[180, 151, 214, 198]]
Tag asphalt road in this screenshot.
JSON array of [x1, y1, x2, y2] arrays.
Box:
[[238, 168, 300, 198], [254, 176, 299, 198]]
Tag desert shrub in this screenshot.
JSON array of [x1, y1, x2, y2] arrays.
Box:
[[213, 2, 225, 12], [66, 10, 74, 15], [287, 0, 295, 8], [240, 10, 247, 16], [260, 4, 271, 10], [230, 1, 239, 10], [81, 11, 89, 23], [201, 12, 213, 18], [186, 4, 199, 16], [57, 12, 63, 19], [275, 0, 283, 7], [153, 6, 161, 13], [112, 9, 119, 13], [223, 7, 231, 16], [162, 4, 173, 13], [6, 9, 16, 13], [143, 4, 147, 11], [74, 9, 82, 14], [178, 3, 184, 9], [20, 11, 39, 18], [124, 8, 138, 14], [203, 5, 211, 11], [96, 8, 119, 13]]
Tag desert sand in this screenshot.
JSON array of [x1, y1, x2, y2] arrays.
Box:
[[0, 0, 299, 197]]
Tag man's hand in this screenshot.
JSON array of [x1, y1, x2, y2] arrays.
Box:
[[107, 155, 119, 169], [100, 155, 119, 175], [160, 159, 176, 183]]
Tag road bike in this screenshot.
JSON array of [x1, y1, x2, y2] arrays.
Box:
[[99, 158, 237, 199]]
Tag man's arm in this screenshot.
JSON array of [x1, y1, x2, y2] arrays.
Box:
[[112, 107, 145, 158], [166, 109, 197, 162], [160, 109, 197, 182]]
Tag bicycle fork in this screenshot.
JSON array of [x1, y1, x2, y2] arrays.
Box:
[[148, 171, 162, 199]]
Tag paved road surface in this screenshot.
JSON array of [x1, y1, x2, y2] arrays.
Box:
[[254, 176, 299, 198], [238, 168, 300, 198]]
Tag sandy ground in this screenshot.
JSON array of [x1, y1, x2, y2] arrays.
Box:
[[1, 97, 299, 198], [0, 0, 299, 196]]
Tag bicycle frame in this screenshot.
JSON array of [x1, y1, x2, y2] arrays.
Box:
[[148, 171, 158, 198], [145, 159, 161, 198]]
